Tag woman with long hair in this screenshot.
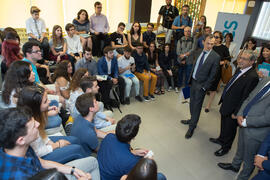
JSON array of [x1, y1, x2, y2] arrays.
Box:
[[49, 25, 68, 63], [146, 42, 165, 94], [52, 60, 73, 99], [159, 44, 177, 92], [17, 85, 87, 164], [2, 61, 35, 108], [128, 22, 143, 50], [223, 33, 237, 73], [193, 15, 207, 37], [257, 43, 270, 78], [72, 9, 92, 49], [68, 68, 88, 116], [205, 31, 231, 112], [1, 31, 23, 79]]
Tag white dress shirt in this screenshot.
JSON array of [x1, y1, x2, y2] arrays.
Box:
[[192, 50, 212, 79], [26, 17, 46, 39], [66, 34, 83, 54]]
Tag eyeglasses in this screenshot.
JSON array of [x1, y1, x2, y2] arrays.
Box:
[[214, 36, 220, 39], [239, 56, 250, 61], [96, 6, 102, 9], [31, 50, 42, 54]]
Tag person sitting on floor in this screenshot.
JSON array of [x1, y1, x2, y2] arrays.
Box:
[[121, 158, 166, 180], [97, 114, 166, 180], [0, 107, 99, 180], [118, 46, 143, 104], [70, 76, 116, 131], [71, 93, 112, 156], [17, 86, 87, 164], [52, 60, 73, 100]]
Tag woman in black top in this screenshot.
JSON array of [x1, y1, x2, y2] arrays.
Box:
[[205, 31, 230, 112], [146, 42, 165, 94], [158, 44, 175, 92]]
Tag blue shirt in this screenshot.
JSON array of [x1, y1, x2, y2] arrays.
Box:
[[97, 134, 141, 180], [22, 58, 41, 84], [0, 147, 43, 180], [197, 36, 204, 49], [70, 115, 98, 156], [172, 15, 192, 32]]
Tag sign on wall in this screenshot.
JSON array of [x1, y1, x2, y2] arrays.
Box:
[[214, 12, 250, 60]]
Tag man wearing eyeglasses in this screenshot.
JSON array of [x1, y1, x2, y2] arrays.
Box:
[[90, 1, 110, 57], [209, 50, 259, 157]]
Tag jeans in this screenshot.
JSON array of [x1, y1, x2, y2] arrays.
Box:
[[65, 156, 100, 180], [45, 100, 62, 129], [121, 75, 140, 97], [42, 136, 87, 164], [177, 64, 193, 87]]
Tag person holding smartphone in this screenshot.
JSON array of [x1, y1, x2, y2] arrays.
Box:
[[118, 46, 143, 104]]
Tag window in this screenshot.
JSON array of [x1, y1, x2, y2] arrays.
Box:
[[252, 2, 270, 40]]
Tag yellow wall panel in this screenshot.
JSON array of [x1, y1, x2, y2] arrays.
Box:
[[0, 0, 31, 28]]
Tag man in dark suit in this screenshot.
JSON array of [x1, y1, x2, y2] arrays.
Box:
[[252, 131, 270, 180], [98, 46, 126, 106], [181, 34, 220, 139], [209, 50, 259, 156], [218, 77, 270, 180]]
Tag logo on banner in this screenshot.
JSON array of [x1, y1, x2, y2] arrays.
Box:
[[223, 20, 238, 38]]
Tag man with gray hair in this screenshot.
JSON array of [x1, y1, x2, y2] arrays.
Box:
[[209, 50, 259, 157], [218, 52, 270, 180], [176, 26, 196, 91]]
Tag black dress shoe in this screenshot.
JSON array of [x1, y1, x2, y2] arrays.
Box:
[[217, 163, 239, 173], [181, 119, 191, 125], [205, 108, 209, 113], [209, 138, 223, 145], [214, 148, 229, 156], [185, 128, 195, 139]]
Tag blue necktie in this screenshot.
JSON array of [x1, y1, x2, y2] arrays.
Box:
[[221, 69, 242, 100], [243, 82, 270, 117], [195, 51, 207, 79]]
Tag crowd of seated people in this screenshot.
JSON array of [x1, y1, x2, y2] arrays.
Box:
[[1, 1, 270, 180]]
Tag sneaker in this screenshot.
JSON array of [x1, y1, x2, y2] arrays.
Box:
[[125, 97, 130, 105], [143, 96, 151, 101], [135, 95, 143, 102], [149, 94, 155, 100], [167, 86, 172, 92], [175, 87, 179, 93]]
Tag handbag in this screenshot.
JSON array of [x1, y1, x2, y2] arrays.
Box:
[[221, 63, 232, 84]]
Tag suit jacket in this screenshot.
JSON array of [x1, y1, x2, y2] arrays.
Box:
[[252, 132, 270, 180], [237, 77, 270, 142], [188, 49, 220, 90], [97, 56, 119, 80], [219, 67, 259, 116]]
